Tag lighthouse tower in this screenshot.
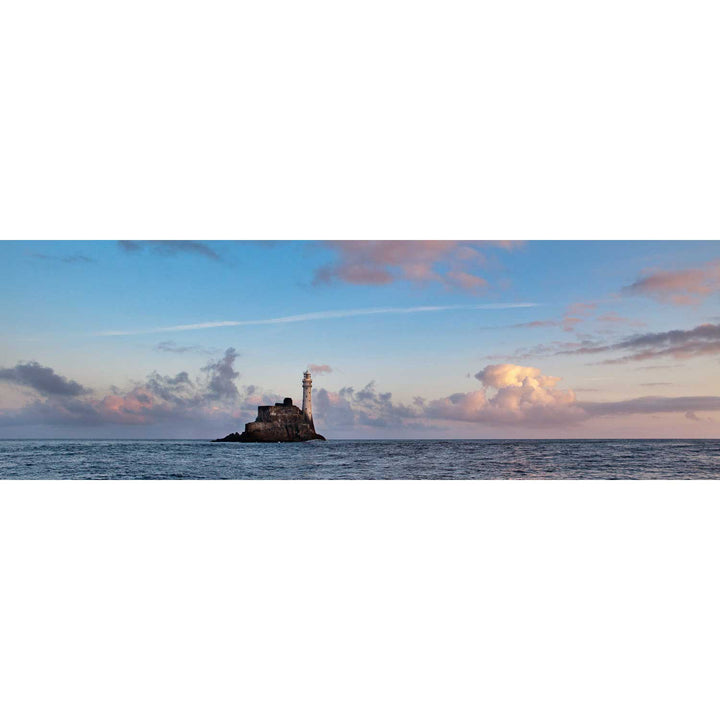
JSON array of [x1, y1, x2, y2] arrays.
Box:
[[302, 370, 313, 425]]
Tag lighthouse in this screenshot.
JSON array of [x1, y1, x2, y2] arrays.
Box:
[[302, 370, 313, 425], [212, 368, 325, 442]]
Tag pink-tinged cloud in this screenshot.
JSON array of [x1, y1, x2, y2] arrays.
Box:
[[557, 322, 720, 363], [97, 389, 155, 423], [474, 364, 558, 389], [309, 364, 333, 375], [472, 241, 526, 251], [519, 302, 598, 335], [312, 241, 503, 292], [560, 302, 597, 332], [445, 271, 488, 291], [509, 305, 644, 338], [623, 261, 720, 305], [3, 355, 720, 437], [313, 363, 720, 431], [562, 316, 583, 332], [428, 364, 580, 425], [567, 302, 597, 316], [513, 320, 558, 328], [0, 349, 251, 430], [596, 312, 646, 327]]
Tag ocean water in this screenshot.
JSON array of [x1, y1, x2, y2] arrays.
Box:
[[0, 439, 718, 479]]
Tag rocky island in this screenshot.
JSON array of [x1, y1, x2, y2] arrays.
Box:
[[213, 370, 326, 443]]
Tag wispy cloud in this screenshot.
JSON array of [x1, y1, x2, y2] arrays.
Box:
[[155, 341, 219, 355], [97, 304, 538, 336], [557, 322, 720, 364], [596, 312, 646, 327], [579, 396, 720, 417], [308, 364, 333, 375], [486, 320, 720, 365], [622, 260, 720, 305], [28, 252, 94, 264], [118, 240, 220, 261], [502, 301, 640, 335]]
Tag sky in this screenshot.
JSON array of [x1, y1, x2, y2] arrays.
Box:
[[1, 240, 719, 439]]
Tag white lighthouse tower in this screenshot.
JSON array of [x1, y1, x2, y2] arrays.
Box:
[[302, 370, 313, 424]]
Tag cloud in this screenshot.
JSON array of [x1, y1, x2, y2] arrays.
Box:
[[2, 355, 422, 433], [632, 364, 682, 371], [579, 396, 720, 417], [314, 364, 583, 429], [0, 349, 248, 431], [508, 302, 603, 335], [0, 361, 89, 397], [312, 241, 506, 291], [313, 383, 423, 430], [482, 338, 598, 362], [560, 301, 605, 333], [118, 241, 220, 261], [202, 348, 241, 400], [516, 304, 643, 337], [29, 252, 94, 264], [444, 270, 488, 291], [144, 371, 195, 403], [155, 341, 218, 355], [562, 317, 583, 332], [512, 320, 558, 328], [622, 261, 720, 305], [559, 322, 720, 364], [118, 240, 143, 252], [3, 356, 720, 436], [567, 302, 597, 316], [483, 307, 647, 364], [427, 364, 581, 425], [98, 303, 538, 336], [308, 364, 332, 375], [315, 364, 720, 431], [503, 323, 720, 365], [596, 312, 646, 327]]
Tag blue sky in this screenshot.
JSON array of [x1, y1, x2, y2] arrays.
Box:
[[1, 240, 719, 438]]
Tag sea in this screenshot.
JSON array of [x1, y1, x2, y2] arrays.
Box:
[[0, 438, 718, 479]]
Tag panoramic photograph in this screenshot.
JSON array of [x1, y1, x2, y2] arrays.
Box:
[[1, 240, 718, 479]]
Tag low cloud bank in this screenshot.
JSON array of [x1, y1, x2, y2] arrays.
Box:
[[1, 357, 718, 435], [315, 364, 718, 431], [0, 349, 263, 431]]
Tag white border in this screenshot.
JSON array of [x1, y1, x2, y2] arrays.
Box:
[[2, 480, 719, 719], [1, 1, 719, 240]]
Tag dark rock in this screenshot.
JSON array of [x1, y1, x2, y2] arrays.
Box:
[[213, 401, 325, 443], [212, 431, 243, 443]]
